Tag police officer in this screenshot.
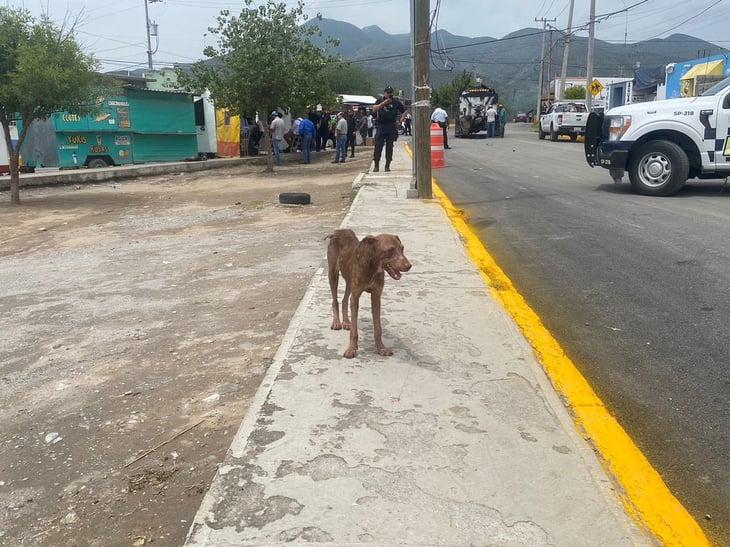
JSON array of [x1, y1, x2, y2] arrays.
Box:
[[371, 85, 407, 172]]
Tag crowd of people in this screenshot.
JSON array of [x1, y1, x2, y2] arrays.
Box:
[[246, 86, 514, 166]]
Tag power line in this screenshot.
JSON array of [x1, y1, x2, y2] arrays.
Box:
[[645, 0, 724, 40]]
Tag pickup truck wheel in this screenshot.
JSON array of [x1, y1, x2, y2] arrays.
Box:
[[538, 126, 546, 140], [628, 140, 689, 196], [550, 125, 558, 142]]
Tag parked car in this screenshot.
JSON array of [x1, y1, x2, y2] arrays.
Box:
[[538, 101, 588, 141], [512, 112, 528, 123]]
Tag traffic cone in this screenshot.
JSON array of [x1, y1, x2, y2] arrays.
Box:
[[430, 122, 445, 168]]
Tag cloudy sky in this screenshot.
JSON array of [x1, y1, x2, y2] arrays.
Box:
[[8, 0, 729, 72]]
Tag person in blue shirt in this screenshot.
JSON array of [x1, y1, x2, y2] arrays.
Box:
[[298, 114, 316, 164]]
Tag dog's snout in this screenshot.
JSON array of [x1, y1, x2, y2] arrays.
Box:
[[396, 254, 412, 272]]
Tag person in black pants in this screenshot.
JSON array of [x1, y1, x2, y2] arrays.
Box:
[[318, 109, 331, 151], [371, 86, 407, 172], [346, 108, 357, 158]]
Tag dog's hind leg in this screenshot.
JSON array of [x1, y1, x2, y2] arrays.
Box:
[[327, 242, 342, 330], [341, 282, 351, 330]]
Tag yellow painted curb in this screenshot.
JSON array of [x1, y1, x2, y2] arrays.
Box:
[[424, 170, 710, 545]]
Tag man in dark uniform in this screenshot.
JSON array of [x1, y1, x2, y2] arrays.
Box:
[[346, 107, 357, 158], [371, 85, 407, 172], [318, 109, 331, 151]]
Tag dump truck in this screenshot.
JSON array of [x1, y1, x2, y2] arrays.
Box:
[[454, 83, 499, 138]]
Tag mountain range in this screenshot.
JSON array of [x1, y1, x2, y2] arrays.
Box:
[[307, 18, 728, 110]]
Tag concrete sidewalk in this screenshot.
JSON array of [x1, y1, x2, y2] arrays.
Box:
[[185, 142, 652, 546]]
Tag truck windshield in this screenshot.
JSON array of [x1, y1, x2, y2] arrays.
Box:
[[701, 75, 730, 96]]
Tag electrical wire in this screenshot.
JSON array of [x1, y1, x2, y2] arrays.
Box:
[[645, 0, 724, 39]]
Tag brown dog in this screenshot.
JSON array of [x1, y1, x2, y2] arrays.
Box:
[[327, 229, 411, 358]]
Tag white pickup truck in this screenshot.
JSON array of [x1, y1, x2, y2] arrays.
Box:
[[539, 101, 588, 141], [585, 75, 730, 196]]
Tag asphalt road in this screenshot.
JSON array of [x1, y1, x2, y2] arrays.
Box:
[[432, 123, 730, 545]]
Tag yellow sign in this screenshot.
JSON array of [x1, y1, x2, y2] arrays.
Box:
[[589, 79, 604, 96]]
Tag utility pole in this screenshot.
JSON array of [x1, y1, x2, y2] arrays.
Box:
[[558, 0, 575, 101], [145, 0, 162, 72], [535, 18, 555, 121], [412, 0, 431, 199], [585, 0, 596, 110], [548, 27, 554, 97]]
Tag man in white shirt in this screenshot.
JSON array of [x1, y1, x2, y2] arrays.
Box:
[[269, 111, 285, 166], [431, 106, 450, 149], [485, 104, 497, 138]]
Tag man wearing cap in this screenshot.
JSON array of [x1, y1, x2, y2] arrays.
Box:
[[269, 111, 285, 166], [371, 86, 407, 172]]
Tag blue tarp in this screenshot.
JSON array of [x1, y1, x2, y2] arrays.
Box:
[[634, 66, 665, 90]]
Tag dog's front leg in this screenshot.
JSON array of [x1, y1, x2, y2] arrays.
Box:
[[344, 289, 361, 358], [371, 286, 392, 356]]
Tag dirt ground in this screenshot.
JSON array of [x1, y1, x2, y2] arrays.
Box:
[[0, 151, 367, 546]]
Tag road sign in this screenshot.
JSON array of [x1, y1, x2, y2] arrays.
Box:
[[589, 79, 604, 96]]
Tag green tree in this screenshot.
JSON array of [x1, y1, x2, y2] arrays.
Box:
[[176, 0, 340, 172], [0, 7, 102, 204], [564, 85, 586, 100], [321, 62, 374, 96], [432, 71, 474, 116]]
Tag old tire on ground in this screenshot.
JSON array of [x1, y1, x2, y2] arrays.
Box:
[[550, 125, 558, 142], [627, 140, 689, 196], [87, 158, 109, 169], [279, 192, 311, 205]]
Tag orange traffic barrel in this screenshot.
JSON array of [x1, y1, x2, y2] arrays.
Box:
[[430, 122, 445, 168]]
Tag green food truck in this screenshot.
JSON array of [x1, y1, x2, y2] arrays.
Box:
[[53, 87, 198, 168]]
